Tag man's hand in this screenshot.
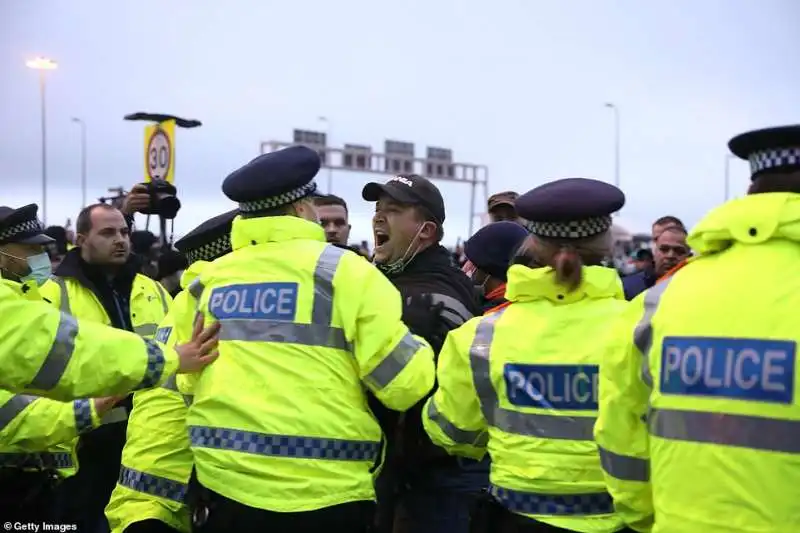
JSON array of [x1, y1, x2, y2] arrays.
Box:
[[121, 183, 151, 215], [175, 314, 221, 374], [92, 395, 125, 415]]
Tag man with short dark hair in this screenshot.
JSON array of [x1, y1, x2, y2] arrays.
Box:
[[362, 174, 482, 533], [623, 223, 690, 300], [651, 215, 685, 240], [314, 194, 352, 246], [40, 203, 172, 533]]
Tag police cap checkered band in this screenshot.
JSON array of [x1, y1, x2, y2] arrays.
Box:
[[749, 147, 800, 175], [238, 181, 318, 214], [0, 219, 45, 242], [528, 215, 612, 239], [186, 235, 232, 264]]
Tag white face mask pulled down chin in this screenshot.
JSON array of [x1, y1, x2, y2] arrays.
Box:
[[374, 223, 430, 275]]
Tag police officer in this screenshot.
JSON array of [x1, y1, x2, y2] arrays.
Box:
[[106, 210, 237, 533], [462, 221, 529, 314], [178, 146, 435, 533], [423, 178, 634, 533], [0, 204, 57, 292], [0, 205, 123, 522], [595, 125, 800, 533]]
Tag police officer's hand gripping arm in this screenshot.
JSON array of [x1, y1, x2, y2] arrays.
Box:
[[594, 298, 654, 533], [421, 320, 488, 460], [0, 283, 221, 401], [345, 257, 436, 411]]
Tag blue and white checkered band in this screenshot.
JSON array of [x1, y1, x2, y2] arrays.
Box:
[[0, 218, 45, 242], [238, 181, 318, 214], [749, 147, 800, 175], [529, 215, 613, 240], [186, 235, 232, 264]]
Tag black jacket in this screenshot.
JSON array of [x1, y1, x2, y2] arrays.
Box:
[[369, 245, 481, 480]]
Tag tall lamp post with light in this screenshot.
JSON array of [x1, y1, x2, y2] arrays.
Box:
[[71, 117, 87, 208], [318, 116, 334, 194], [26, 56, 58, 225], [604, 102, 621, 190]]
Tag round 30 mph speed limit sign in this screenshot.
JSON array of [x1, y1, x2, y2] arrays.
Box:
[[146, 126, 172, 181]]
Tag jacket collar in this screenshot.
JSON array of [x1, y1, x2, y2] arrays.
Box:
[[689, 192, 800, 255], [386, 244, 454, 279], [53, 247, 140, 292], [231, 215, 325, 251], [505, 264, 624, 304]]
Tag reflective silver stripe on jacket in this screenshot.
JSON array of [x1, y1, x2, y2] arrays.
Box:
[[188, 278, 205, 300], [597, 281, 676, 483], [649, 408, 800, 454], [216, 245, 352, 351], [429, 293, 474, 328], [489, 484, 614, 516], [161, 374, 193, 407], [598, 445, 649, 482], [426, 396, 488, 447], [118, 465, 187, 503], [153, 281, 169, 315], [27, 312, 79, 391], [0, 451, 73, 469], [363, 332, 423, 390], [134, 323, 158, 337], [73, 399, 94, 434], [189, 426, 381, 462], [633, 278, 674, 387], [0, 395, 37, 432], [49, 275, 71, 314], [100, 407, 129, 425], [469, 309, 595, 441]]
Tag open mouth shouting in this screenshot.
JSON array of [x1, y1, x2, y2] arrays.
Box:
[[374, 229, 390, 252]]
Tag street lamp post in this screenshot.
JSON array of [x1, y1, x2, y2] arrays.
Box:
[[724, 154, 737, 202], [26, 56, 58, 226], [604, 103, 621, 191], [71, 118, 87, 208], [318, 116, 334, 194]]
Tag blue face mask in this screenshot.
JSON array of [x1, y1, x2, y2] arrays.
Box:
[[21, 252, 52, 286]]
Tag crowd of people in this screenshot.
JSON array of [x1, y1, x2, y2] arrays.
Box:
[[0, 122, 797, 533]]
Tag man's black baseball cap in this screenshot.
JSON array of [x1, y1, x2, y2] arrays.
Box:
[[362, 174, 446, 223]]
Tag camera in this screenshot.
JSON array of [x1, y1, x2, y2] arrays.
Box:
[[140, 179, 181, 219]]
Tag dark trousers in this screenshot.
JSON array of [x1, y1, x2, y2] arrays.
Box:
[[190, 482, 375, 533], [0, 469, 63, 522], [470, 497, 637, 533], [60, 421, 128, 533], [124, 519, 183, 533]]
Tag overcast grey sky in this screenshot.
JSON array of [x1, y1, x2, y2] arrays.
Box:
[[2, 0, 798, 244]]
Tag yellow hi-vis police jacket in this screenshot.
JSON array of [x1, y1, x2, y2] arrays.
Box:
[[180, 215, 435, 513], [594, 192, 800, 533], [0, 275, 179, 402], [423, 264, 629, 533], [40, 271, 171, 340], [39, 264, 172, 425], [0, 278, 102, 478], [0, 390, 101, 477], [106, 263, 208, 533]]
